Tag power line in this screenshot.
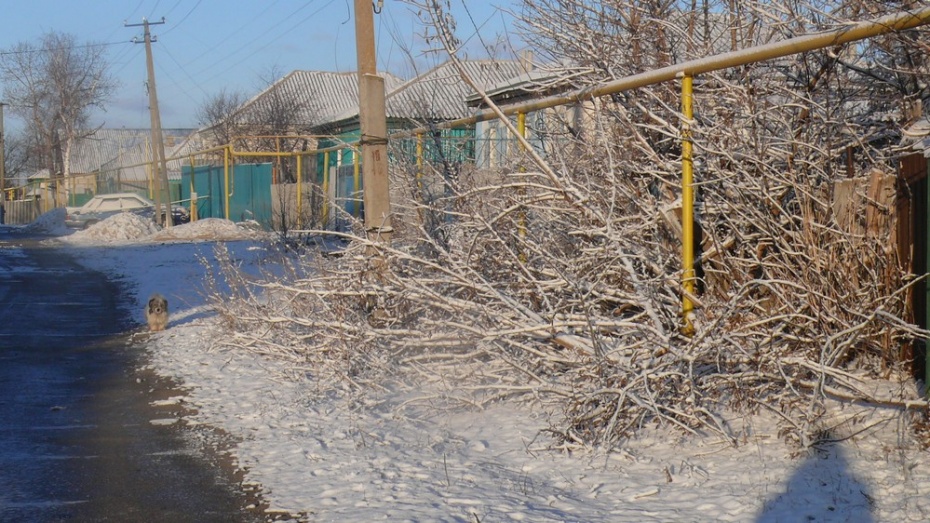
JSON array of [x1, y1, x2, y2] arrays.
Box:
[[146, 0, 163, 21], [125, 0, 146, 20], [459, 0, 497, 56], [158, 43, 210, 101], [110, 45, 144, 77], [225, 0, 338, 69], [163, 0, 185, 19], [162, 0, 203, 35], [195, 1, 333, 85], [179, 0, 283, 68], [0, 40, 128, 56]]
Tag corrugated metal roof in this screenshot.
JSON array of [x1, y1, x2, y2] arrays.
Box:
[[69, 129, 149, 174], [234, 70, 404, 127], [322, 60, 527, 128], [385, 60, 527, 121], [465, 67, 580, 107], [67, 128, 197, 181]]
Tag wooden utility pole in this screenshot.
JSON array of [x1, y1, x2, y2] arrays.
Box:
[[354, 0, 391, 243], [127, 17, 172, 227]]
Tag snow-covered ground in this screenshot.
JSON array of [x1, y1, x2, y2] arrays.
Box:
[[6, 210, 929, 522]]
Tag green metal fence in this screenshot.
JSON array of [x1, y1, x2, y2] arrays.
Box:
[[180, 163, 274, 228]]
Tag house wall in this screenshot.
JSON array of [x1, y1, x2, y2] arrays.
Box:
[[473, 101, 595, 169]]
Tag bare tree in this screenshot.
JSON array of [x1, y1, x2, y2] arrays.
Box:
[[1, 130, 32, 184], [0, 31, 116, 202], [1, 39, 58, 180], [196, 88, 246, 147], [235, 67, 316, 162]]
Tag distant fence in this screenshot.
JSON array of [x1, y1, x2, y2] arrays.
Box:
[[2, 199, 42, 225], [1, 134, 532, 229]]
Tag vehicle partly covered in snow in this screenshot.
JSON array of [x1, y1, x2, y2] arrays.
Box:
[[65, 193, 190, 229]]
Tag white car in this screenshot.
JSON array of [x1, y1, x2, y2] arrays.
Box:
[[65, 193, 189, 229]]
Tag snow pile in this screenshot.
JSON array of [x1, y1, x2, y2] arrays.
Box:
[[19, 208, 71, 235], [59, 213, 268, 245], [152, 218, 270, 242], [66, 212, 160, 243]]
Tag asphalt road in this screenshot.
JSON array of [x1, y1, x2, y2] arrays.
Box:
[[0, 229, 263, 522]]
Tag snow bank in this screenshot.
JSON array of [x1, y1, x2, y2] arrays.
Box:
[[66, 212, 161, 242], [19, 207, 71, 235], [152, 218, 269, 242], [58, 213, 269, 244]]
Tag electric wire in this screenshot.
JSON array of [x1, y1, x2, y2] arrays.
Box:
[[178, 0, 284, 69], [196, 0, 337, 86], [0, 40, 127, 56], [145, 0, 162, 21], [161, 0, 203, 35]]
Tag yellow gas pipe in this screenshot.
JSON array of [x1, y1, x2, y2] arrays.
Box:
[[296, 153, 303, 229], [322, 150, 330, 226], [517, 112, 527, 261], [681, 74, 695, 335]]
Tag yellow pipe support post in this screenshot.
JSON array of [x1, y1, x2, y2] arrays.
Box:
[[353, 149, 361, 218], [322, 150, 330, 227], [189, 154, 198, 222], [681, 73, 696, 335], [416, 133, 423, 194], [146, 141, 154, 200], [223, 146, 230, 221], [415, 133, 425, 226], [296, 153, 303, 229], [517, 112, 528, 262]]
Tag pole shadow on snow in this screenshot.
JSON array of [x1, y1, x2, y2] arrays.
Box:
[[755, 442, 875, 523]]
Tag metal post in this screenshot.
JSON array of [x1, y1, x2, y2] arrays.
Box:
[[189, 154, 198, 222], [353, 149, 361, 217], [322, 150, 330, 227], [416, 133, 423, 193], [414, 133, 425, 226], [517, 112, 528, 262], [296, 153, 303, 229], [224, 146, 230, 220], [681, 73, 696, 335]]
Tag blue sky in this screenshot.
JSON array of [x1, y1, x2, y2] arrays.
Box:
[[0, 0, 521, 131]]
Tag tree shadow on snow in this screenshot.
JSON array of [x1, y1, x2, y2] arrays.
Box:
[[755, 442, 875, 523]]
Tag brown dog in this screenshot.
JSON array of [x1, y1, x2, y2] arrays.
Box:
[[145, 294, 169, 332]]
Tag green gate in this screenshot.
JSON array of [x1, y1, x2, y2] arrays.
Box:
[[180, 163, 273, 228]]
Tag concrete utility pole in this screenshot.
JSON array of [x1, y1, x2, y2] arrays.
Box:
[[127, 17, 172, 228], [354, 0, 391, 244]]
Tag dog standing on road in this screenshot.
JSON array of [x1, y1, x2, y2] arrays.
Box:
[[145, 294, 169, 332]]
